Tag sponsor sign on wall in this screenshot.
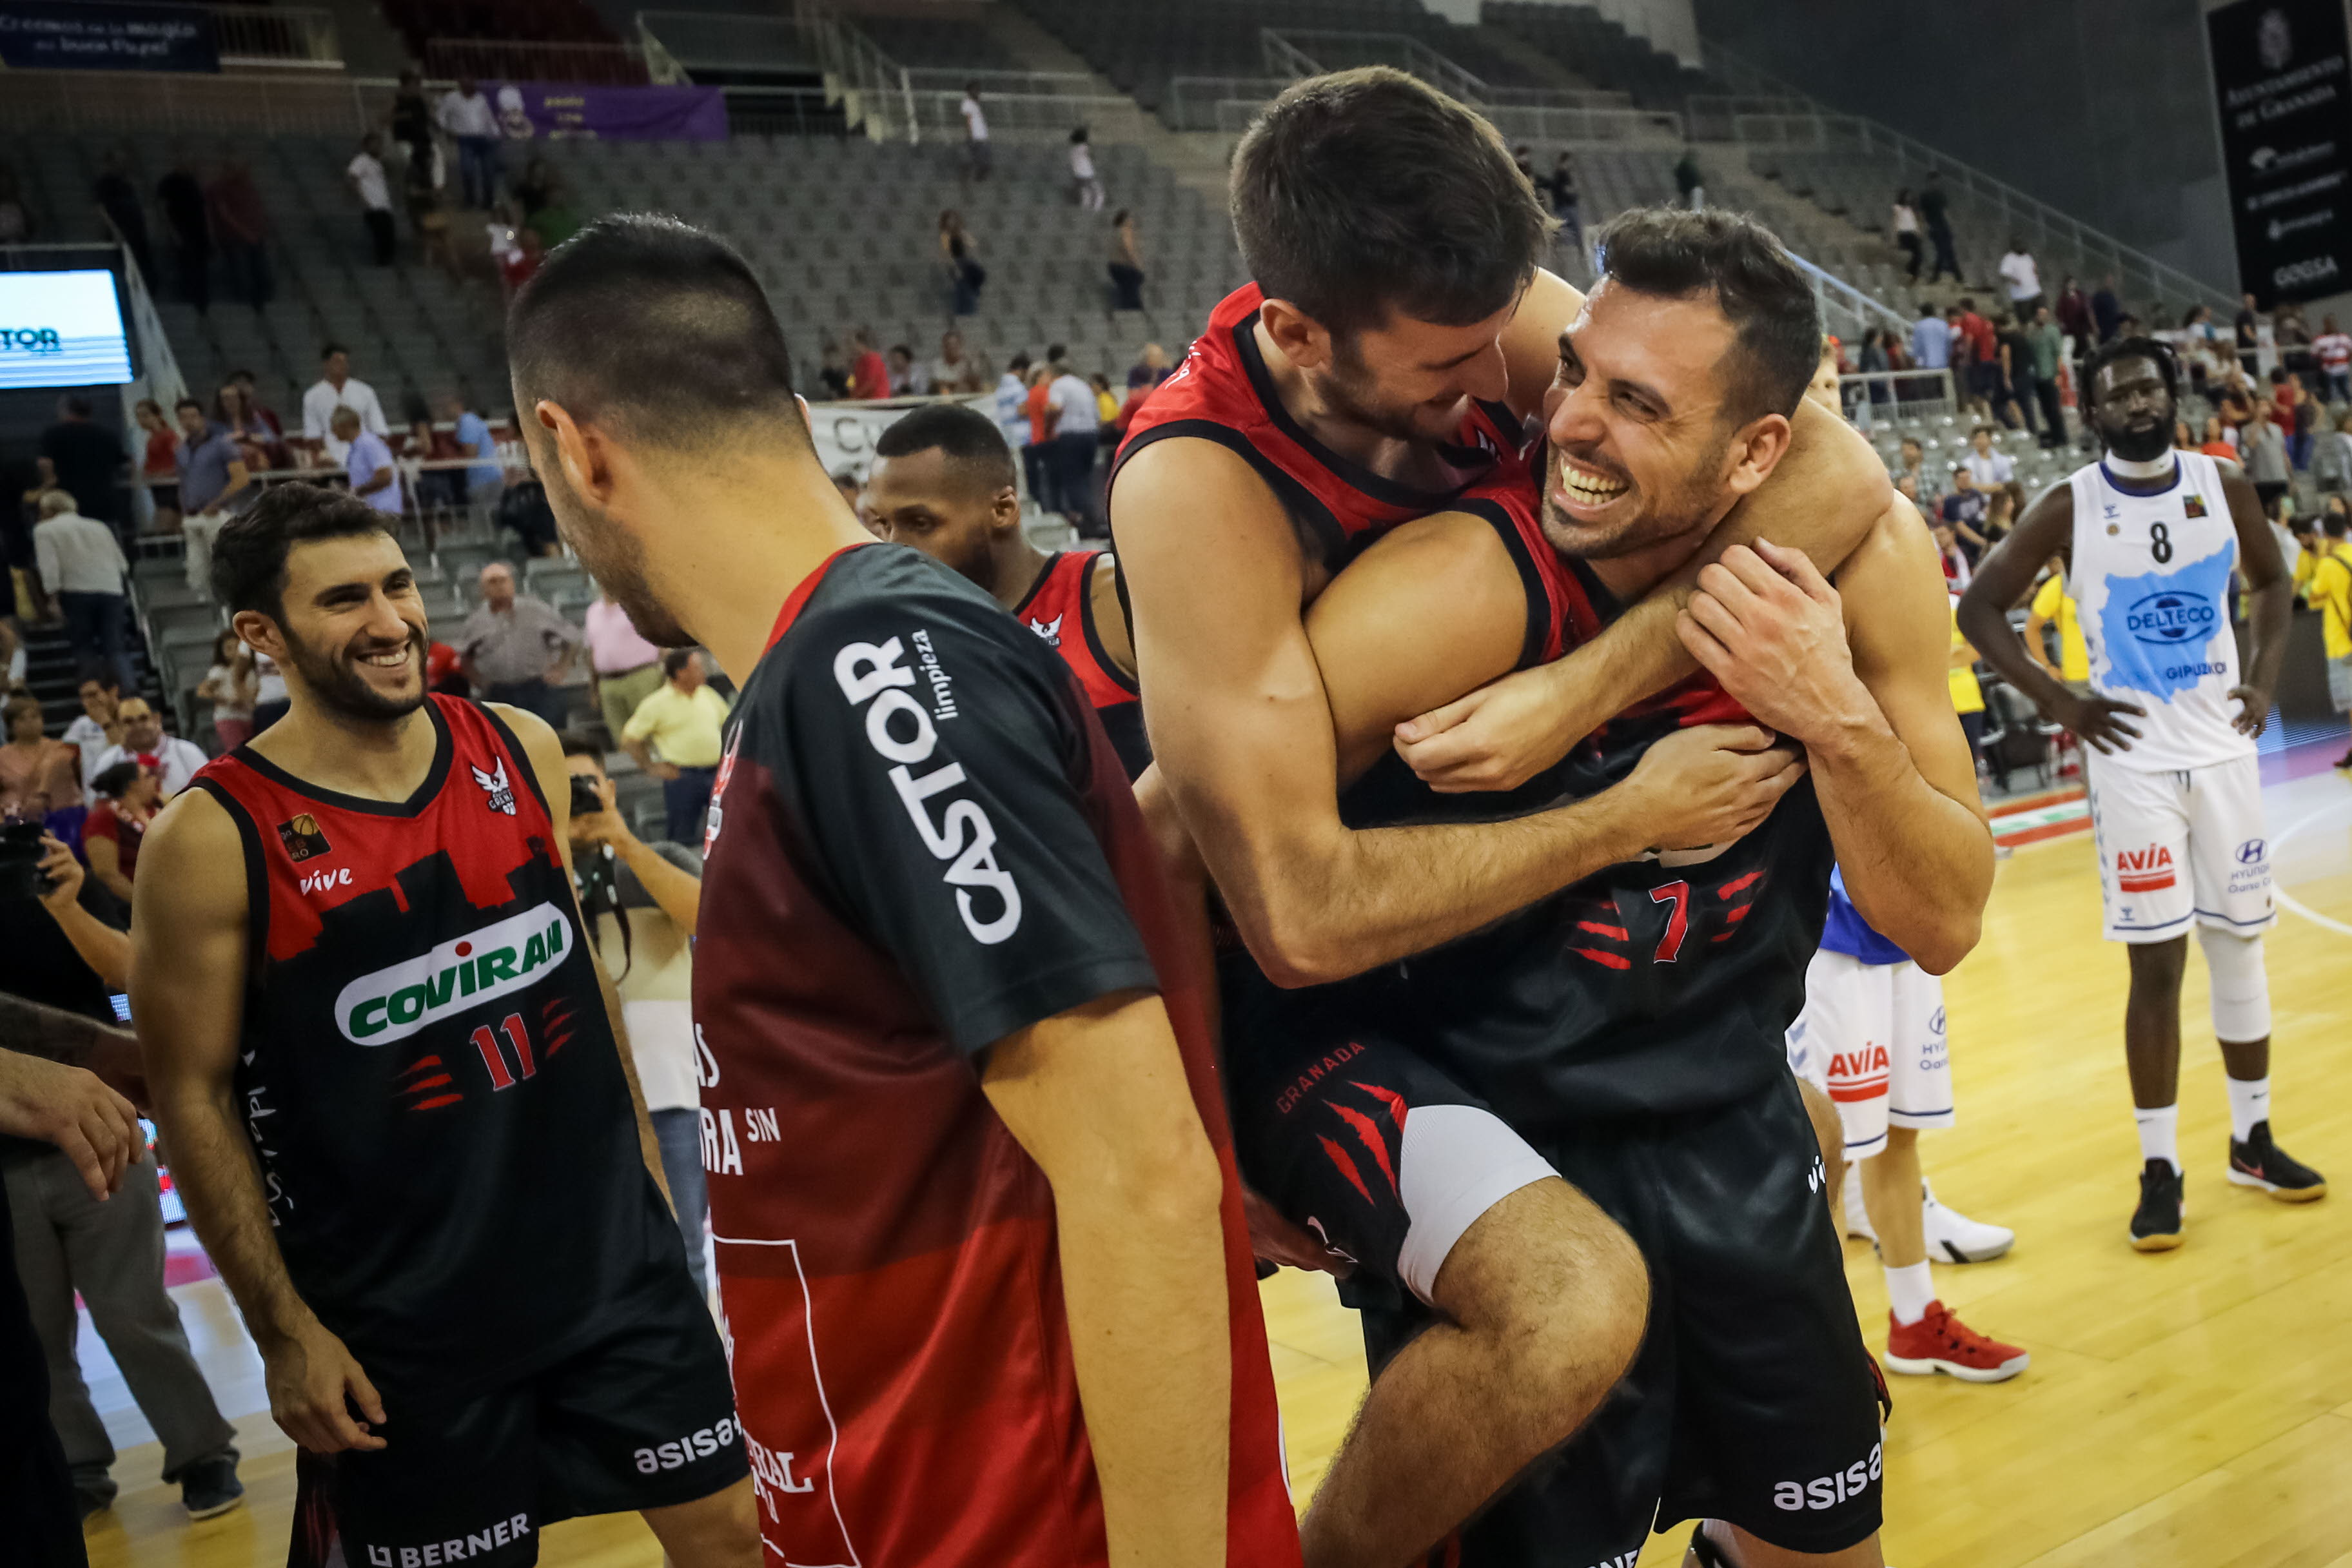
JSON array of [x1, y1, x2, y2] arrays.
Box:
[[2208, 0, 2352, 304]]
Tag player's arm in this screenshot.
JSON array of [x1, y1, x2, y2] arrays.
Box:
[[133, 789, 388, 1453], [2021, 579, 2061, 680], [496, 702, 672, 1208], [1678, 517, 1993, 973], [1959, 482, 2147, 752], [2219, 466, 2292, 735]]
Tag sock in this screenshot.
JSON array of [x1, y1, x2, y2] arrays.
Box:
[[2135, 1104, 2180, 1173], [2226, 1076, 2271, 1142], [1885, 1261, 1936, 1326]]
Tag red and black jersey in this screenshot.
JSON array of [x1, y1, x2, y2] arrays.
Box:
[[190, 696, 681, 1400], [1232, 484, 1834, 1132], [692, 543, 1298, 1568], [1112, 282, 1531, 574], [1012, 549, 1148, 779]]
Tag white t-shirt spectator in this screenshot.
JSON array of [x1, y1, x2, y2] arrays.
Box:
[[959, 94, 988, 143], [33, 510, 128, 596], [346, 430, 404, 514], [438, 87, 498, 139], [62, 714, 113, 791], [254, 651, 288, 707], [495, 83, 527, 133], [302, 376, 389, 460], [1963, 449, 2016, 491], [347, 151, 391, 212], [1048, 373, 1099, 436], [1999, 250, 2041, 304], [2316, 331, 2352, 374], [1070, 143, 1096, 181], [995, 371, 1028, 447], [92, 735, 208, 799]]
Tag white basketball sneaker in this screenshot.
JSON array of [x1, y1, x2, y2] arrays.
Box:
[[1921, 1181, 2014, 1262]]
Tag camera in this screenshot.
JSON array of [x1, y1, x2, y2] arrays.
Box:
[[0, 819, 53, 901], [569, 773, 608, 821]]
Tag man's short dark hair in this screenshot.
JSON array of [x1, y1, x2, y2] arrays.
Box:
[[321, 342, 346, 360], [59, 395, 92, 418], [1591, 207, 1822, 424], [209, 482, 397, 616], [2084, 335, 2180, 409], [507, 213, 802, 453], [1231, 67, 1549, 339], [175, 397, 202, 415], [2325, 511, 2350, 539], [558, 729, 604, 762], [91, 761, 143, 799], [662, 647, 697, 678], [874, 402, 1017, 492]]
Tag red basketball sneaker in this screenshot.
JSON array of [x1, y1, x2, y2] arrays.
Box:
[[1884, 1301, 2030, 1383]]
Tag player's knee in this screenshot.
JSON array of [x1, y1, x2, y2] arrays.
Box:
[[2197, 925, 2271, 1041], [1440, 1178, 1650, 1400], [2126, 935, 2189, 991]]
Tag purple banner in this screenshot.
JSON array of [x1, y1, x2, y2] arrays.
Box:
[[491, 81, 728, 142]]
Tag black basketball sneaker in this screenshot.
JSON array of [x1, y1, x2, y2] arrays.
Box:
[[2130, 1159, 2185, 1252], [2227, 1121, 2327, 1202]]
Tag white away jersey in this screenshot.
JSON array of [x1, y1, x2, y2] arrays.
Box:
[[2066, 451, 2255, 772]]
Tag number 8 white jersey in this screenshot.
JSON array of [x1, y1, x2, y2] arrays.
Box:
[[2066, 451, 2255, 772]]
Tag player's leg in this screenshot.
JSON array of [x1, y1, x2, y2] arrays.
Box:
[[2123, 934, 2190, 1248], [1687, 1517, 1883, 1566], [642, 1479, 761, 1568]]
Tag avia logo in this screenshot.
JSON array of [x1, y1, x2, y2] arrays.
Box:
[[2124, 589, 2217, 647], [2117, 844, 2177, 894], [471, 758, 517, 816], [1024, 612, 1063, 648], [1826, 1044, 1890, 1102], [2237, 838, 2268, 865], [335, 902, 569, 1044], [299, 867, 353, 896]]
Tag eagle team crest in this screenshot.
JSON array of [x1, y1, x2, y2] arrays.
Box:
[[472, 759, 517, 816]]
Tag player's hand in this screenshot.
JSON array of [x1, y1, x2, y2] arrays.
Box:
[[1675, 540, 1869, 747], [1613, 723, 1807, 851], [35, 834, 85, 913], [2043, 687, 2145, 753], [2226, 683, 2272, 738], [1241, 1186, 1353, 1279], [265, 1316, 389, 1453], [1393, 662, 1591, 794], [0, 1050, 142, 1199]]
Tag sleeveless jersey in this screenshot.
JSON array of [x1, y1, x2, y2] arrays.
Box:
[[2066, 451, 2255, 772], [1225, 484, 1832, 1135], [1014, 549, 1148, 778], [191, 697, 680, 1398], [1112, 283, 1530, 573]]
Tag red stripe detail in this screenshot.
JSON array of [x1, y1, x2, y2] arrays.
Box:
[[1318, 1135, 1375, 1204], [765, 542, 875, 652], [1718, 870, 1764, 897], [1328, 1101, 1400, 1195], [402, 1073, 454, 1092], [397, 1055, 444, 1075], [2118, 874, 2176, 892], [411, 1093, 462, 1110], [1571, 946, 1632, 970], [1576, 920, 1629, 939], [1725, 903, 1752, 923], [1830, 1082, 1890, 1102], [1349, 1079, 1411, 1129]]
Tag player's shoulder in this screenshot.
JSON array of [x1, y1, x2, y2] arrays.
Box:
[[139, 781, 248, 911]]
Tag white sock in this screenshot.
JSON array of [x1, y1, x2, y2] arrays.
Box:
[[2226, 1076, 2271, 1142], [1885, 1260, 1936, 1326], [2135, 1104, 2181, 1172]]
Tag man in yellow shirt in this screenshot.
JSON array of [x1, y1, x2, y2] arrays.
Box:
[[1950, 591, 1986, 769], [2308, 511, 2352, 767], [2023, 562, 2090, 691], [622, 648, 730, 843]]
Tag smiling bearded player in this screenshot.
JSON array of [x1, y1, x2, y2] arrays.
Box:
[[1222, 208, 1995, 1568]]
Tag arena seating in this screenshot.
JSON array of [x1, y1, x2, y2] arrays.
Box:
[[849, 14, 1026, 74], [1482, 3, 1716, 110]]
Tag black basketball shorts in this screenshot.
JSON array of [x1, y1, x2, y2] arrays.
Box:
[[288, 1277, 747, 1568]]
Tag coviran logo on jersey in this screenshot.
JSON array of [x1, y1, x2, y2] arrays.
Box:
[[334, 902, 569, 1044]]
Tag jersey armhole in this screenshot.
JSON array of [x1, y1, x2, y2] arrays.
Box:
[[190, 776, 271, 989], [1107, 419, 1349, 571], [1456, 497, 1559, 669], [1078, 554, 1141, 698], [475, 700, 557, 826]]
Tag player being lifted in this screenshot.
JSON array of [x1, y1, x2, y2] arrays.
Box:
[[1960, 337, 2323, 1251]]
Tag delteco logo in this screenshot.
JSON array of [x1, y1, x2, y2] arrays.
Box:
[[334, 903, 569, 1044], [2124, 590, 2217, 647], [0, 328, 63, 356]]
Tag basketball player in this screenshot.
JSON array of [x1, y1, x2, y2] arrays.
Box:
[[1226, 208, 1992, 1567], [133, 486, 756, 1567], [861, 402, 1146, 777], [1959, 337, 2322, 1250], [505, 215, 1300, 1567], [1108, 70, 1900, 1562]]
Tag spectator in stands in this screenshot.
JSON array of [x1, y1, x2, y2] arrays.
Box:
[[2292, 378, 2322, 471], [345, 132, 397, 268], [440, 391, 504, 511], [2200, 414, 2239, 460], [92, 150, 155, 287], [499, 227, 546, 298], [39, 398, 124, 537], [1108, 209, 1146, 311], [1890, 190, 1921, 282], [300, 345, 388, 464], [927, 329, 981, 395], [939, 209, 985, 315], [402, 135, 451, 271], [1955, 298, 1999, 414], [438, 75, 502, 210], [495, 471, 561, 558], [512, 157, 554, 221], [1022, 358, 1055, 509], [996, 351, 1033, 455], [0, 696, 81, 832], [2055, 275, 2093, 346], [2236, 290, 2266, 373], [1941, 467, 1990, 555], [1856, 326, 1891, 417], [90, 698, 204, 800], [1512, 144, 1535, 185], [2026, 304, 2066, 447], [156, 160, 210, 311], [333, 407, 402, 518], [1997, 238, 2041, 322], [848, 328, 890, 400], [33, 493, 133, 698], [585, 587, 664, 744], [1674, 146, 1703, 210], [204, 160, 271, 309], [400, 392, 459, 511], [388, 67, 432, 160], [2315, 315, 2352, 404], [1909, 300, 1951, 393], [226, 369, 286, 448], [173, 398, 251, 527], [1046, 355, 1102, 534], [816, 342, 854, 401], [959, 83, 991, 182], [1931, 519, 1972, 589], [1895, 437, 1944, 504], [1129, 341, 1172, 388], [1070, 126, 1104, 211], [520, 173, 580, 251], [132, 400, 179, 536], [80, 761, 155, 903], [1919, 170, 1958, 282], [886, 345, 919, 398], [622, 648, 729, 846], [61, 678, 121, 801], [2244, 400, 2291, 512], [458, 562, 579, 728], [1547, 152, 1581, 252], [195, 631, 256, 753], [213, 379, 284, 475], [2088, 273, 2122, 344], [561, 733, 710, 1291], [1994, 313, 2037, 440], [1962, 424, 2022, 508]]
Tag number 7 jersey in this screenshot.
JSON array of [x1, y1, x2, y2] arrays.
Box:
[[2066, 450, 2256, 772]]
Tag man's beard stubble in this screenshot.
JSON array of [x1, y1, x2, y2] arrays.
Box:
[[1536, 437, 1725, 564], [284, 623, 430, 724], [2104, 408, 2175, 463], [538, 460, 695, 647]]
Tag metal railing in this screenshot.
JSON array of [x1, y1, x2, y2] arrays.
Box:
[[1251, 29, 1671, 140], [907, 89, 1145, 143], [1700, 43, 2235, 317], [1793, 251, 1911, 338], [1260, 29, 1322, 81], [1168, 74, 1290, 132], [904, 67, 1098, 98], [1837, 369, 1959, 427], [422, 39, 649, 86], [1683, 92, 1810, 142], [211, 5, 340, 70], [799, 0, 916, 142], [720, 86, 846, 138], [1485, 102, 1682, 144], [0, 69, 394, 134]]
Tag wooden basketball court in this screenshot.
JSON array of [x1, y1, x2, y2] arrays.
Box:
[[83, 760, 2352, 1567]]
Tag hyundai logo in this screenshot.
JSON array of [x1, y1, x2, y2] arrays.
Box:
[[2237, 839, 2268, 864]]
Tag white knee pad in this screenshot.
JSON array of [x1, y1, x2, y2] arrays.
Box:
[[1396, 1105, 1558, 1305], [2197, 925, 2272, 1042]]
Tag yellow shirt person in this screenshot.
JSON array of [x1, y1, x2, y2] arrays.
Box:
[[2026, 571, 2090, 685], [1948, 595, 1984, 715], [2311, 538, 2352, 662], [623, 659, 730, 769]]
